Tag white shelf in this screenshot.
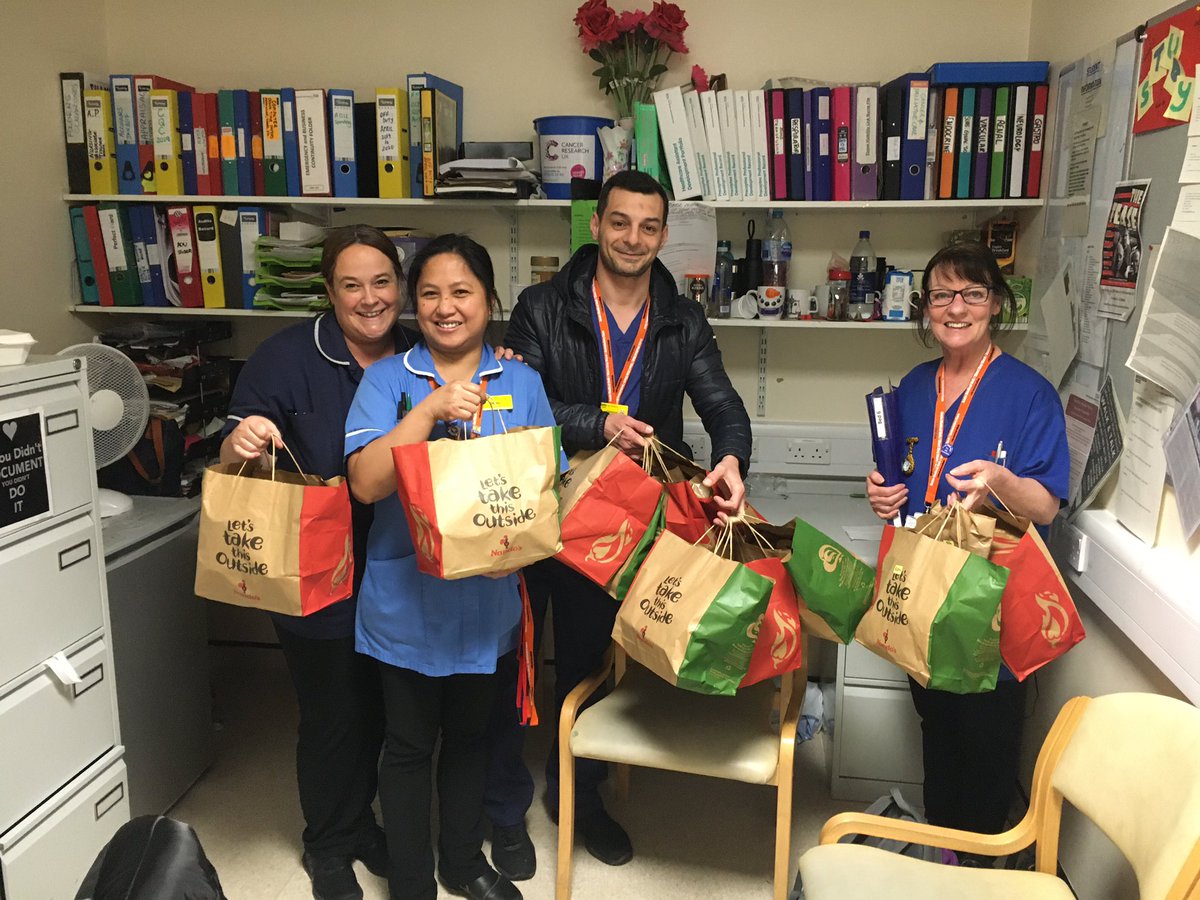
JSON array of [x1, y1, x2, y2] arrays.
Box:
[[69, 304, 1027, 331], [64, 194, 1044, 212]]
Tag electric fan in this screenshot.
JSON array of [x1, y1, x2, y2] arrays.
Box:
[[58, 343, 150, 517]]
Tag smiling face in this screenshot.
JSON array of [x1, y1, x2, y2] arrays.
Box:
[[327, 243, 401, 353], [414, 251, 492, 360], [591, 188, 668, 279], [926, 264, 1000, 361]]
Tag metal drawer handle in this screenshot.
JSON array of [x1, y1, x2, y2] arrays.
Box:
[[58, 539, 92, 570], [45, 410, 80, 435], [94, 781, 124, 820], [72, 663, 104, 698]]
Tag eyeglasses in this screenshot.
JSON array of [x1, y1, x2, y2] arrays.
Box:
[[926, 286, 992, 307]]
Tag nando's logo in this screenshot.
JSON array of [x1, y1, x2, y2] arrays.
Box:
[[410, 506, 436, 562], [1036, 591, 1070, 646], [585, 520, 633, 565], [818, 544, 843, 573], [769, 609, 799, 668]]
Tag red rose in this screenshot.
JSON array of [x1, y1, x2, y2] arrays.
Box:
[[575, 0, 620, 52], [691, 64, 709, 92], [616, 9, 647, 34], [645, 1, 688, 53]]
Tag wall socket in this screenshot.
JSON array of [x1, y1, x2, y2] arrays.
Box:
[[787, 438, 832, 465]]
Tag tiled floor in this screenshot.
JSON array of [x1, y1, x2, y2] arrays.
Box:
[[169, 648, 863, 899]]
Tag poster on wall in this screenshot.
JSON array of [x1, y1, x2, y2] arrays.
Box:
[[1099, 179, 1151, 308], [1135, 7, 1200, 133]]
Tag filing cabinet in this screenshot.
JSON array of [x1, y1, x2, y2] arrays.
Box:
[[0, 358, 126, 899]]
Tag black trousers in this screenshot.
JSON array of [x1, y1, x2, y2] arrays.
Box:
[[273, 623, 384, 859], [483, 567, 549, 829], [377, 661, 499, 900], [541, 560, 620, 821], [908, 676, 1028, 834]]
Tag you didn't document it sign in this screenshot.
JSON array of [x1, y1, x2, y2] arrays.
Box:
[[0, 411, 51, 532]]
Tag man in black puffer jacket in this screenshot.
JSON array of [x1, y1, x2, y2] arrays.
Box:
[[486, 170, 751, 876]]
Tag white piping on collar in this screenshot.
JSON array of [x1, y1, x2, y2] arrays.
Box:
[[402, 346, 504, 380], [313, 314, 350, 367]]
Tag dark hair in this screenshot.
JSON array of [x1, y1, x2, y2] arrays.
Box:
[[406, 234, 501, 316], [913, 241, 1016, 346], [596, 170, 670, 227], [320, 224, 405, 287]]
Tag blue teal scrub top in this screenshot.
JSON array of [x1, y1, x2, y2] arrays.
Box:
[[344, 342, 564, 676]]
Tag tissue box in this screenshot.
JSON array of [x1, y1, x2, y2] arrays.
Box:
[[0, 331, 36, 366]]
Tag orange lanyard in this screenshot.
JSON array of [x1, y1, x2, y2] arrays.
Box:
[[427, 376, 489, 437], [925, 345, 994, 510], [592, 278, 650, 406]]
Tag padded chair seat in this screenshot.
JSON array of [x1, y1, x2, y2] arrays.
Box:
[[569, 662, 781, 784], [797, 844, 1075, 900]]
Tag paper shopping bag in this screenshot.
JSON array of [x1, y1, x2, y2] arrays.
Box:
[[612, 530, 772, 696], [913, 500, 996, 558], [556, 445, 665, 591], [784, 517, 876, 643], [978, 503, 1086, 680], [642, 438, 718, 544], [725, 524, 805, 686], [606, 494, 668, 602], [194, 462, 353, 615], [391, 426, 563, 580], [856, 517, 1009, 694]]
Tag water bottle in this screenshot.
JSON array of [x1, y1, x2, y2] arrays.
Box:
[[762, 210, 792, 290], [849, 230, 878, 321], [713, 240, 734, 318]]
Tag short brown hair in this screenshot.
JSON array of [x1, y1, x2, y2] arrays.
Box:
[[913, 241, 1016, 347], [320, 224, 405, 289]]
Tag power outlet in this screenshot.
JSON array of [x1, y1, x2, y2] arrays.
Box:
[[787, 438, 832, 465], [685, 431, 710, 464]]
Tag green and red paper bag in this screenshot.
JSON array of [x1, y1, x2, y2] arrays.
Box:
[[857, 516, 1009, 694], [784, 517, 876, 643], [979, 502, 1085, 680], [556, 445, 665, 591], [195, 462, 353, 616], [391, 426, 563, 580], [612, 530, 772, 696]]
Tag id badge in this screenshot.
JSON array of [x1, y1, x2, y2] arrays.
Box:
[[600, 401, 629, 415]]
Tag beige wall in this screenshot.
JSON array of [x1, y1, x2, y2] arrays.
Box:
[[4, 0, 1032, 415], [0, 0, 109, 352]]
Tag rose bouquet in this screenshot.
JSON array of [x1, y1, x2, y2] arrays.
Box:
[[574, 0, 689, 120]]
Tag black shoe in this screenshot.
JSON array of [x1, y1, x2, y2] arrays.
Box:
[[301, 853, 363, 900], [443, 867, 522, 900], [354, 827, 389, 878], [491, 821, 536, 881], [580, 809, 633, 866]]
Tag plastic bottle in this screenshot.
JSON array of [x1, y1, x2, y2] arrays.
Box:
[[848, 230, 878, 321], [713, 240, 734, 318], [761, 210, 792, 290]]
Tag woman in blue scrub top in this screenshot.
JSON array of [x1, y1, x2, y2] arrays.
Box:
[[865, 241, 1069, 845], [345, 235, 557, 900]]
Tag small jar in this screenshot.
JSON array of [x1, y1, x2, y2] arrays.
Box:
[[685, 274, 710, 311], [530, 256, 560, 284], [826, 267, 851, 321]]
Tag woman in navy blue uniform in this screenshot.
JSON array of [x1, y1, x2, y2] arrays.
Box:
[[865, 241, 1069, 843], [220, 225, 416, 899], [345, 235, 561, 900]]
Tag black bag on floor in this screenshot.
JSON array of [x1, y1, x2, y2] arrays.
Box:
[[75, 815, 225, 900]]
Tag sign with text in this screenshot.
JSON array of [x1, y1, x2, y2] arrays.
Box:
[[0, 411, 51, 532]]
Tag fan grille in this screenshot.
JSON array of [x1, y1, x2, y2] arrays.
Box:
[[58, 344, 151, 468]]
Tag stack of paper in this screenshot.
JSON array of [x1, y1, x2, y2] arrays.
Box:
[[434, 158, 542, 198], [253, 233, 328, 310]]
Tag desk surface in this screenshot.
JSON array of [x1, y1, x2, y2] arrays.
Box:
[[101, 497, 200, 560]]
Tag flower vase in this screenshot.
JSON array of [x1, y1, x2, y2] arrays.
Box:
[[599, 117, 634, 180]]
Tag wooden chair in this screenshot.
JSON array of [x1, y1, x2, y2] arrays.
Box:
[[555, 638, 809, 900], [797, 692, 1200, 899]]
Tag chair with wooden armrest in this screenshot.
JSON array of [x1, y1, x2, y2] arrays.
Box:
[[555, 638, 810, 900], [796, 692, 1200, 899]]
